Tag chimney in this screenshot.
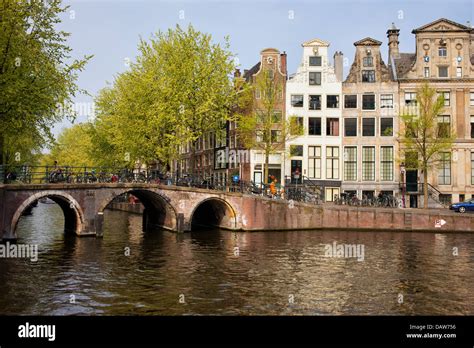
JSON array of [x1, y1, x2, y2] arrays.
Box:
[[234, 68, 241, 78], [333, 51, 343, 82], [387, 22, 400, 59], [280, 51, 287, 77]]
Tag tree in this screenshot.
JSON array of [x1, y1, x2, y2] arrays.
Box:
[[0, 0, 91, 168], [91, 25, 240, 174], [399, 83, 455, 208], [236, 70, 302, 184]]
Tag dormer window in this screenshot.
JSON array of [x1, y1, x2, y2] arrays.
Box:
[[309, 56, 322, 66], [438, 47, 447, 57], [363, 56, 373, 67]]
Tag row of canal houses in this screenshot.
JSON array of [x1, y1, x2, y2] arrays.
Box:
[[178, 18, 474, 208]]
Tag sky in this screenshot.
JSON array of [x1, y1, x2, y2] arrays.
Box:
[[54, 0, 474, 135]]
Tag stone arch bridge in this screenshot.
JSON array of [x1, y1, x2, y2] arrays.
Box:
[[0, 183, 320, 240]]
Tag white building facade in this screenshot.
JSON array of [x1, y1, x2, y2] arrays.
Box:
[[285, 39, 344, 201]]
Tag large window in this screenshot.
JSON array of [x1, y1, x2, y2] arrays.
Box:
[[438, 66, 448, 78], [271, 130, 281, 143], [362, 118, 375, 136], [326, 146, 339, 179], [438, 47, 447, 57], [380, 118, 393, 136], [272, 111, 282, 123], [290, 116, 304, 136], [424, 67, 430, 78], [344, 147, 357, 181], [438, 152, 451, 185], [380, 94, 393, 108], [362, 70, 375, 82], [327, 95, 339, 108], [309, 95, 321, 110], [326, 118, 339, 136], [362, 146, 375, 181], [437, 115, 450, 138], [439, 91, 450, 106], [308, 117, 322, 135], [309, 72, 321, 85], [380, 146, 394, 181], [308, 146, 321, 179], [344, 118, 357, 137], [362, 94, 375, 110], [456, 67, 462, 78], [405, 92, 417, 106], [344, 95, 357, 108], [309, 56, 322, 66], [291, 95, 304, 107]]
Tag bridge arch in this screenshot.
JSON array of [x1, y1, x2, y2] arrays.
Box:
[[190, 197, 237, 230], [11, 191, 85, 237], [98, 189, 178, 232]]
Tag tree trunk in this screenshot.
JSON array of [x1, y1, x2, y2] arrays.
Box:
[[423, 168, 429, 209], [264, 150, 270, 185]]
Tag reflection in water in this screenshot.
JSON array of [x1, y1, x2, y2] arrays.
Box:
[[0, 203, 473, 315]]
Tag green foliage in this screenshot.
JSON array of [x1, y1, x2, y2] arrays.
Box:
[[91, 25, 240, 170], [0, 0, 92, 165]]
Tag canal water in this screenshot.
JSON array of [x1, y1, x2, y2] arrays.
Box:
[[1, 202, 473, 315]]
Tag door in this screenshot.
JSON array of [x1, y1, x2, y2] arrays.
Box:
[[291, 160, 302, 184], [406, 170, 418, 192]]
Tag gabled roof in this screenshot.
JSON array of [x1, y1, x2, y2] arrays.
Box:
[[353, 37, 382, 46], [302, 38, 330, 47], [412, 18, 472, 33], [392, 53, 416, 79]]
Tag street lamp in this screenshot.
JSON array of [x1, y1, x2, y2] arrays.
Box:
[[400, 162, 406, 208]]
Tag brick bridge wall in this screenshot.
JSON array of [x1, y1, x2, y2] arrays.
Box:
[[0, 183, 472, 240]]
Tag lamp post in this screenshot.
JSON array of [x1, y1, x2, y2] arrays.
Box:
[[400, 162, 406, 208]]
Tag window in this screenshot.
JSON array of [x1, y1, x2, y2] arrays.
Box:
[[471, 152, 474, 185], [290, 145, 303, 157], [344, 147, 357, 181], [344, 95, 357, 108], [438, 152, 451, 185], [362, 94, 375, 110], [471, 116, 474, 139], [438, 91, 450, 106], [438, 66, 448, 78], [437, 115, 450, 138], [290, 116, 304, 136], [309, 95, 321, 110], [308, 146, 321, 179], [380, 94, 393, 108], [405, 92, 417, 106], [363, 56, 373, 67], [471, 92, 474, 106], [344, 118, 357, 137], [424, 67, 430, 78], [362, 146, 375, 181], [380, 118, 393, 136], [308, 117, 322, 135], [309, 56, 322, 66], [380, 146, 393, 181], [272, 111, 282, 123], [456, 67, 462, 78], [271, 130, 281, 143], [268, 70, 274, 80], [309, 72, 321, 85], [326, 118, 339, 136], [326, 146, 339, 179], [362, 118, 375, 136], [291, 95, 304, 107], [438, 47, 447, 57], [327, 95, 339, 108], [362, 70, 375, 82]]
